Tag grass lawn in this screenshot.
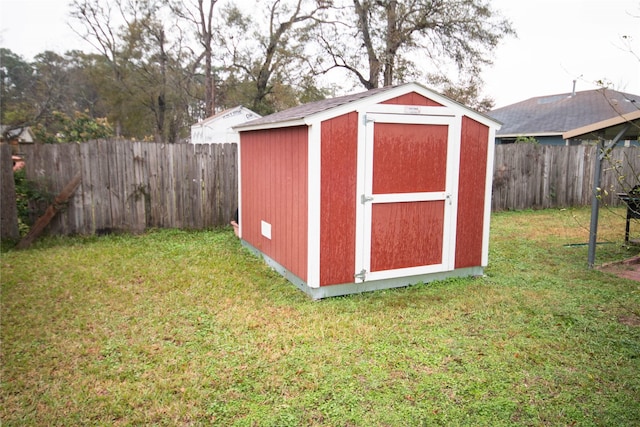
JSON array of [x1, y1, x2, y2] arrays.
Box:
[[1, 207, 639, 426]]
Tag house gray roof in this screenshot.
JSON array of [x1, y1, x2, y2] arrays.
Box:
[[490, 89, 640, 137]]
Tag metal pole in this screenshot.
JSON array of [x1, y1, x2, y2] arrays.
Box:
[[587, 140, 603, 268], [587, 124, 630, 268]]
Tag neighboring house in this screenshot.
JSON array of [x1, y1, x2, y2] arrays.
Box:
[[1, 125, 36, 156], [190, 106, 261, 144], [234, 82, 500, 299], [490, 88, 640, 145], [1, 125, 35, 144]]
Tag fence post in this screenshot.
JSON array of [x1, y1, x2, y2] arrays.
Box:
[[1, 144, 19, 241]]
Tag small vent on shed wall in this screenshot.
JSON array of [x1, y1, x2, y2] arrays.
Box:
[[261, 220, 272, 239]]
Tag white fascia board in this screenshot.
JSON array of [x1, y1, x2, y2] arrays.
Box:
[[235, 118, 307, 132]]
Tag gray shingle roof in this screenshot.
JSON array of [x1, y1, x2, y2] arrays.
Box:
[[235, 86, 399, 128], [489, 89, 640, 136]]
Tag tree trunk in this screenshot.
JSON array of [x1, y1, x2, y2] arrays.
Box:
[[205, 47, 214, 116], [383, 0, 397, 86], [16, 172, 82, 249], [353, 0, 381, 89]]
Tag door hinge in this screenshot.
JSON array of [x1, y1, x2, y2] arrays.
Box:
[[363, 114, 375, 125], [361, 194, 374, 204], [354, 269, 367, 281]]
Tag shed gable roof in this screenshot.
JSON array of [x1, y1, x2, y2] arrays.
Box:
[[237, 86, 395, 128], [235, 82, 500, 131], [490, 89, 640, 137]]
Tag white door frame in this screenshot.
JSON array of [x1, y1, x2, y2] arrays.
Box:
[[354, 111, 462, 283]]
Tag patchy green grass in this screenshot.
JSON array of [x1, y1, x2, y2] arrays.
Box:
[[1, 207, 639, 426]]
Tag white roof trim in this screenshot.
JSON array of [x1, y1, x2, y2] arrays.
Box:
[[236, 118, 308, 132], [193, 106, 261, 128], [562, 109, 640, 140]]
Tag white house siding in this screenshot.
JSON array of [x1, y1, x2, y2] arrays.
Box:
[[191, 106, 261, 144]]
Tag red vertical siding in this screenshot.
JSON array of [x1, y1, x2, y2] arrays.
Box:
[[320, 112, 358, 286], [240, 127, 308, 280], [455, 116, 489, 268], [372, 123, 448, 194], [371, 201, 445, 271], [382, 92, 443, 107]]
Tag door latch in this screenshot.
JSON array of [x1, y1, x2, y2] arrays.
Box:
[[354, 269, 367, 281]]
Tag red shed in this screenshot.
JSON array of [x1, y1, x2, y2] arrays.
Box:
[[235, 82, 500, 299]]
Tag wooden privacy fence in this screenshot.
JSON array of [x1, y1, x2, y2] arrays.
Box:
[[18, 139, 237, 236], [3, 140, 639, 238], [491, 144, 639, 211]]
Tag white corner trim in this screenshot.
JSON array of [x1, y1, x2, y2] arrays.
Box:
[[482, 127, 496, 267], [237, 140, 242, 238], [307, 124, 321, 288]]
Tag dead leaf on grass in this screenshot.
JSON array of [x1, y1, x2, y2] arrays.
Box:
[[619, 314, 640, 327]]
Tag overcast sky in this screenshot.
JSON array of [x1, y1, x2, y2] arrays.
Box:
[[1, 0, 639, 108]]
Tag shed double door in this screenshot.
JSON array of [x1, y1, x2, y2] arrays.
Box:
[[355, 112, 460, 283]]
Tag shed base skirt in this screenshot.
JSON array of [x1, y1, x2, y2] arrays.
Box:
[[242, 240, 484, 300]]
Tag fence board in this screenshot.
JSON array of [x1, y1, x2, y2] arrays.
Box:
[[146, 143, 161, 227], [195, 144, 213, 228], [132, 142, 147, 232], [201, 144, 215, 228], [46, 144, 65, 234], [96, 140, 111, 231], [188, 145, 201, 228], [79, 143, 93, 234], [226, 143, 238, 223], [176, 144, 187, 229], [1, 144, 19, 240]]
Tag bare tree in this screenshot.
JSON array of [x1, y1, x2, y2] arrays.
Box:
[[315, 0, 514, 104], [70, 0, 197, 142], [167, 0, 219, 117], [218, 0, 330, 114]]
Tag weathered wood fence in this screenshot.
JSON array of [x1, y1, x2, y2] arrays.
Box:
[[491, 144, 639, 211], [1, 140, 638, 239], [16, 139, 238, 236]]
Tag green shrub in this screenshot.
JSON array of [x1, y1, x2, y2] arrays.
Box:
[[13, 169, 52, 234]]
